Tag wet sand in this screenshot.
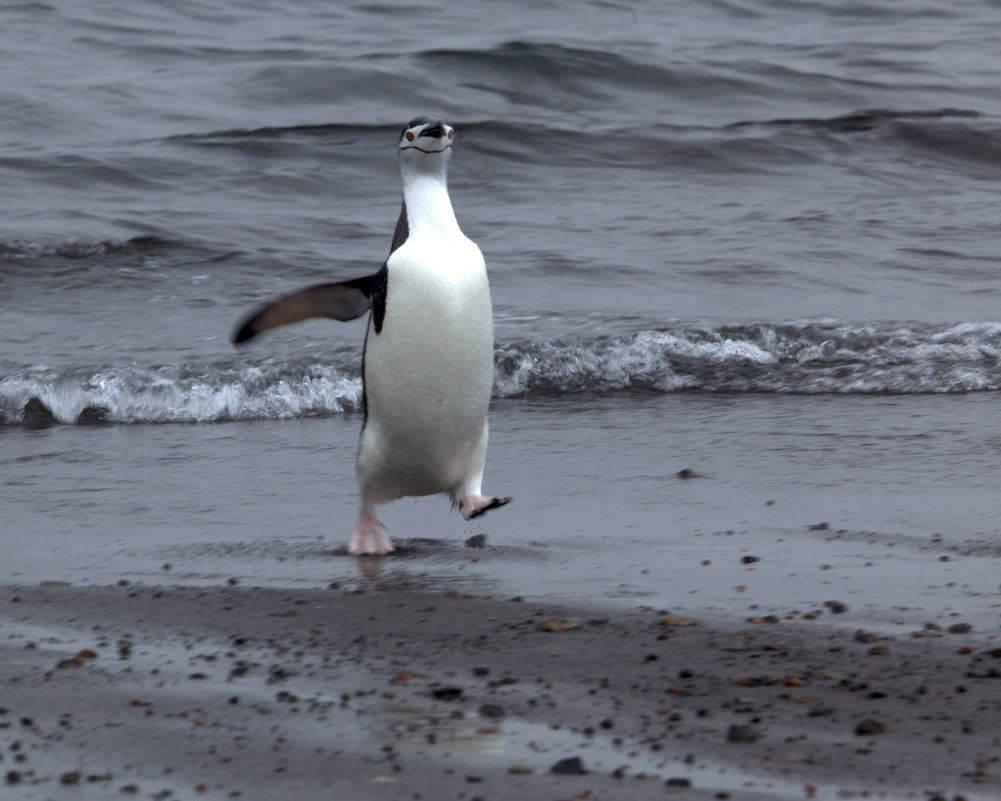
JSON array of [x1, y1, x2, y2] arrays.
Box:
[[3, 396, 1000, 799], [2, 580, 999, 801]]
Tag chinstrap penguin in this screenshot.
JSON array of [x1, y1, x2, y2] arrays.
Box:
[[233, 117, 511, 555]]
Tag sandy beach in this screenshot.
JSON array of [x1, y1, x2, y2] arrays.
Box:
[[2, 578, 998, 801]]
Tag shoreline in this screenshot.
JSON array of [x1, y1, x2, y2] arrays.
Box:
[[2, 582, 998, 800]]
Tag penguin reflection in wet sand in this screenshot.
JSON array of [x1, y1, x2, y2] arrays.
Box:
[[233, 117, 511, 555]]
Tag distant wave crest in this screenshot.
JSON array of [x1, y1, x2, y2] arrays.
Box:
[[0, 235, 171, 261], [2, 321, 1000, 425]]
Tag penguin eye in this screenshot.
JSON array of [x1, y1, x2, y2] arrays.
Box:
[[406, 131, 414, 142], [447, 130, 453, 140]]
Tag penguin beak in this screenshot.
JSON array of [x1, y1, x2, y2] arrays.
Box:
[[419, 122, 447, 139]]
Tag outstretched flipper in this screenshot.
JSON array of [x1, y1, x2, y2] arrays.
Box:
[[233, 265, 387, 344]]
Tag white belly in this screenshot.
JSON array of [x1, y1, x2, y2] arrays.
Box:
[[358, 234, 494, 501]]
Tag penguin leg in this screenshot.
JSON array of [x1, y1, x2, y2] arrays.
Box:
[[348, 504, 395, 555], [460, 494, 512, 521], [454, 424, 511, 520]]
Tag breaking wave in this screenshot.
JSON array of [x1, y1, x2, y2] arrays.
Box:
[[1, 362, 362, 427], [2, 321, 1000, 425]]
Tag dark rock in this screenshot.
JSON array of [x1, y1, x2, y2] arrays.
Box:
[[478, 704, 505, 718], [77, 406, 110, 425], [431, 686, 464, 701], [808, 522, 830, 531], [61, 771, 81, 784], [824, 600, 848, 614], [855, 718, 886, 736], [741, 556, 760, 564], [727, 724, 759, 743], [550, 756, 588, 775], [6, 771, 22, 785], [666, 777, 692, 787], [267, 666, 296, 683], [465, 534, 487, 548], [23, 397, 56, 429]]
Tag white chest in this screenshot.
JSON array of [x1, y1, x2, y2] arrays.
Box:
[[363, 230, 495, 435]]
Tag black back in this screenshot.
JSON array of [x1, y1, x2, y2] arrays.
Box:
[[389, 201, 409, 255]]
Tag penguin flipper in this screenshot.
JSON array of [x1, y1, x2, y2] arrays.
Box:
[[232, 267, 386, 344]]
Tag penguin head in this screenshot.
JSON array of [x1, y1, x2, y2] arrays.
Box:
[[398, 117, 454, 176]]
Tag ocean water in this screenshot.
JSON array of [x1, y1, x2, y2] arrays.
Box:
[[2, 1, 1000, 624]]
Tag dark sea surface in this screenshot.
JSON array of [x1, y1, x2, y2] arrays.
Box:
[[2, 1, 1000, 629]]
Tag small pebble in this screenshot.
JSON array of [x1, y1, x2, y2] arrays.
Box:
[[855, 718, 886, 736], [431, 686, 463, 701], [727, 724, 759, 743], [550, 756, 588, 775]]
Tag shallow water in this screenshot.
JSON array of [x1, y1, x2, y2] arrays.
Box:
[[4, 393, 999, 638]]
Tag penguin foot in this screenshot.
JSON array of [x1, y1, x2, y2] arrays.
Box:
[[349, 509, 395, 555], [460, 495, 512, 521]]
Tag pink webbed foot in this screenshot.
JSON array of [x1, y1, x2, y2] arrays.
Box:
[[349, 508, 395, 555], [460, 494, 512, 521]]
